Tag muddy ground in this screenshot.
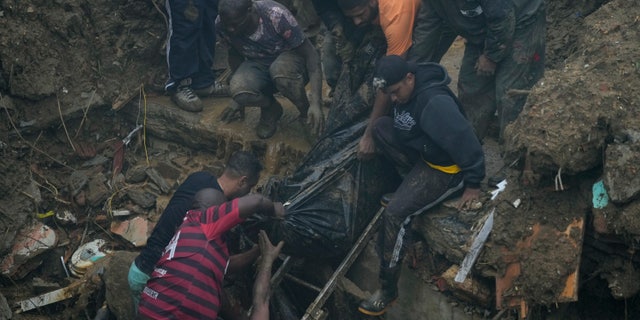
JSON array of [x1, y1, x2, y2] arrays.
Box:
[[1, 0, 639, 319]]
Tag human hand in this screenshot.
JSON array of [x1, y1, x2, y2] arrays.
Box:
[[357, 133, 376, 160], [332, 25, 354, 63], [219, 100, 245, 123], [475, 54, 496, 77], [456, 187, 482, 210], [258, 230, 284, 265], [273, 202, 285, 219], [306, 104, 324, 136]]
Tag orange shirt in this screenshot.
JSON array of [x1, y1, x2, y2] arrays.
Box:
[[376, 0, 421, 56]]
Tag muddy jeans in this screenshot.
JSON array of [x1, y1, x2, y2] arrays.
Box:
[[229, 51, 310, 114], [372, 116, 465, 269], [459, 10, 546, 141]]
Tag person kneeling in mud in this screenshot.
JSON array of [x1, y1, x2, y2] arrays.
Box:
[[138, 188, 284, 320], [216, 0, 324, 139], [358, 55, 486, 316]]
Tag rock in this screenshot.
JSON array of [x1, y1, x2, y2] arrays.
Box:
[[126, 188, 156, 209], [0, 222, 58, 279], [81, 155, 110, 168], [86, 173, 110, 207], [125, 164, 148, 184], [68, 170, 88, 197], [0, 292, 11, 319], [155, 161, 182, 181], [110, 216, 153, 247], [603, 143, 640, 203], [103, 251, 138, 320], [145, 167, 171, 194]]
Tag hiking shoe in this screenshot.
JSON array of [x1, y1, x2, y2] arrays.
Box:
[[194, 81, 230, 97], [172, 86, 203, 112], [358, 288, 398, 316], [380, 193, 394, 207], [256, 99, 283, 139]]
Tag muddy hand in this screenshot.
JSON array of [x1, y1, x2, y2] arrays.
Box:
[[219, 100, 245, 123], [258, 230, 284, 264], [475, 54, 496, 77], [307, 104, 324, 136], [357, 134, 376, 160], [456, 187, 481, 210]]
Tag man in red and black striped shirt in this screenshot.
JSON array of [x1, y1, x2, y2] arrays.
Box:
[[138, 190, 282, 320]]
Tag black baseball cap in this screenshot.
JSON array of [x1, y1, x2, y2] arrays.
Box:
[[373, 55, 416, 91]]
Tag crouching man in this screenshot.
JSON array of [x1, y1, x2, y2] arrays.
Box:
[[359, 55, 485, 315]]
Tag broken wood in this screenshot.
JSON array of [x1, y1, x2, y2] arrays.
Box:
[[441, 265, 492, 306]]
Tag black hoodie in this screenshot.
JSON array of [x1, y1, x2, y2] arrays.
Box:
[[392, 63, 485, 188]]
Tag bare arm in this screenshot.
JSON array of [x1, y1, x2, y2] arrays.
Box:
[[294, 38, 324, 135], [358, 90, 392, 160], [227, 245, 260, 274], [237, 194, 275, 219], [250, 231, 284, 320]]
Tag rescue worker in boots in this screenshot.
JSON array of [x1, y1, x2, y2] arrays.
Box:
[[408, 0, 546, 141], [359, 55, 485, 316], [217, 0, 324, 139]]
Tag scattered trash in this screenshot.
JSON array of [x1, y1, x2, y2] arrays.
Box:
[[455, 209, 494, 283], [512, 199, 521, 208], [36, 210, 55, 219], [16, 281, 83, 313], [111, 209, 132, 217], [0, 222, 58, 279], [490, 180, 507, 200], [55, 210, 78, 225], [592, 180, 609, 209], [110, 216, 152, 247], [68, 239, 110, 277]]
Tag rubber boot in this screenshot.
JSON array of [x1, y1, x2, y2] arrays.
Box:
[[358, 266, 401, 316], [255, 98, 283, 139]]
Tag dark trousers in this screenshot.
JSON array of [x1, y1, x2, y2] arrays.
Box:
[[165, 0, 218, 91], [372, 116, 464, 269], [458, 10, 546, 141]]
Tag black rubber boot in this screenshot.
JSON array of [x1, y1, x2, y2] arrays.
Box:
[[255, 98, 283, 139], [358, 266, 401, 316]]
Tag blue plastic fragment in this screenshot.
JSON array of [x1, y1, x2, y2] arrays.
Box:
[[592, 180, 609, 209]]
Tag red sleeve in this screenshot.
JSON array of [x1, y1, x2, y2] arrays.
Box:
[[200, 198, 244, 240]]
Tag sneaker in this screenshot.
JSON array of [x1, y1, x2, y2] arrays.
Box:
[[256, 99, 283, 139], [194, 81, 230, 97], [172, 86, 203, 112], [380, 193, 394, 207], [358, 289, 398, 316]]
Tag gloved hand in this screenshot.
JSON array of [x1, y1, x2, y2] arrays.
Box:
[[332, 25, 355, 63], [219, 100, 245, 123]]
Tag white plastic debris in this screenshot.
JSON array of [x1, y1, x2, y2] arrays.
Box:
[[68, 239, 110, 277]]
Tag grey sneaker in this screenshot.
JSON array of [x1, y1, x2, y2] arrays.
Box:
[[194, 81, 230, 97], [172, 86, 203, 112]]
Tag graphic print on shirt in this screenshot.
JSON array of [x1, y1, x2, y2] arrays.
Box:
[[394, 109, 417, 132]]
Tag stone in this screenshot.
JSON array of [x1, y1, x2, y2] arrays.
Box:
[[110, 216, 154, 247], [126, 188, 156, 209]]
